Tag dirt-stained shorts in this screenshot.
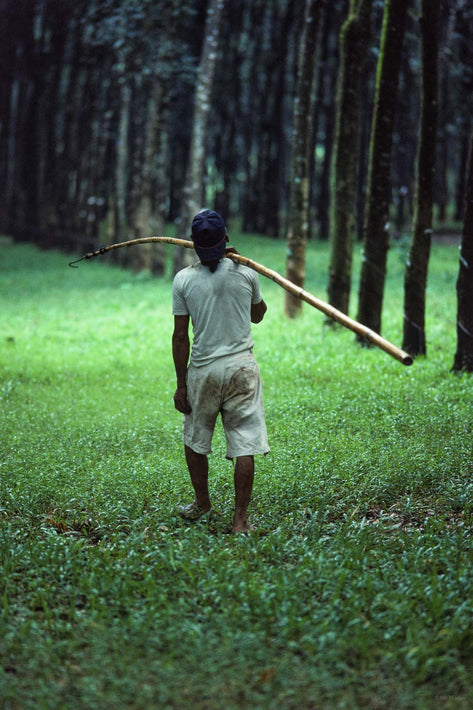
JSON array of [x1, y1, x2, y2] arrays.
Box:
[[183, 351, 269, 459]]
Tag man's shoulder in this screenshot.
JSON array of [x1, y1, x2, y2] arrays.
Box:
[[173, 262, 200, 283], [225, 258, 257, 278]]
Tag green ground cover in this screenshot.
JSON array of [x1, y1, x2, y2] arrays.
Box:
[[1, 235, 472, 709]]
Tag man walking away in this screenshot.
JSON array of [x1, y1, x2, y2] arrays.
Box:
[[172, 209, 269, 533]]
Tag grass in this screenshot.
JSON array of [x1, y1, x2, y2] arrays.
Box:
[[0, 234, 472, 709]]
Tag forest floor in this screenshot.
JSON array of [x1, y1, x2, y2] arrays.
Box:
[[1, 236, 472, 709]]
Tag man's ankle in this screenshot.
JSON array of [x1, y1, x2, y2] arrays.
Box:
[[196, 499, 211, 512]]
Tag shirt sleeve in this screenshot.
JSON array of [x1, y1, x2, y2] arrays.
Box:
[[172, 273, 189, 316]]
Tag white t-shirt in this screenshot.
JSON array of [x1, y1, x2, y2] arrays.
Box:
[[172, 258, 263, 366]]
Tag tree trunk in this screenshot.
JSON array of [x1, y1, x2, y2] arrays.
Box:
[[49, 13, 84, 252], [327, 0, 372, 316], [316, 83, 336, 242], [127, 75, 166, 274], [3, 72, 21, 234], [212, 0, 240, 222], [355, 76, 370, 243], [174, 0, 227, 273], [402, 0, 439, 357], [9, 6, 38, 243], [452, 128, 473, 372], [285, 0, 325, 318], [435, 1, 458, 223], [240, 0, 299, 237], [356, 0, 409, 335], [454, 125, 470, 222], [114, 81, 131, 243], [392, 47, 418, 238], [240, 3, 268, 234], [0, 0, 19, 231]]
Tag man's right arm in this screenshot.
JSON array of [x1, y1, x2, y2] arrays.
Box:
[[251, 299, 267, 323], [172, 314, 192, 414]]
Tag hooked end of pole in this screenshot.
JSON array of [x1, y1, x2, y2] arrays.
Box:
[[68, 257, 82, 268], [69, 251, 96, 268]]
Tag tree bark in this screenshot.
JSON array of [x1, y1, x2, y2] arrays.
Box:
[[316, 84, 336, 242], [114, 80, 131, 244], [0, 0, 19, 230], [327, 0, 372, 316], [174, 0, 227, 273], [392, 46, 418, 237], [127, 75, 166, 274], [402, 0, 439, 357], [285, 0, 325, 318], [435, 1, 458, 223], [454, 125, 470, 222], [452, 128, 473, 372], [355, 64, 372, 243], [240, 0, 299, 237], [356, 0, 409, 335]]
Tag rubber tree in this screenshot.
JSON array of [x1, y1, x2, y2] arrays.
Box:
[[356, 0, 409, 335], [285, 0, 325, 318], [125, 75, 167, 274], [452, 2, 473, 222], [435, 1, 459, 223], [124, 2, 178, 274], [402, 0, 439, 357], [452, 128, 473, 372], [240, 0, 299, 238], [327, 0, 372, 316], [174, 0, 227, 273], [309, 1, 343, 242]]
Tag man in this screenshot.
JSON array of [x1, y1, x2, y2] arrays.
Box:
[[172, 209, 269, 533]]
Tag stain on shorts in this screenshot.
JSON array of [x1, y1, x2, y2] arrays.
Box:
[[226, 363, 258, 400]]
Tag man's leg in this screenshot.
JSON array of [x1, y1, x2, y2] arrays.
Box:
[[232, 455, 254, 533], [185, 445, 211, 512]]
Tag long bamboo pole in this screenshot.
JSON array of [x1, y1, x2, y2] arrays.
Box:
[[69, 237, 413, 366]]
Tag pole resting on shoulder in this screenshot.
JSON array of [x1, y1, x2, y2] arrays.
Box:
[[69, 236, 413, 366]]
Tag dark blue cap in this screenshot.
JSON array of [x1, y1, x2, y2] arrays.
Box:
[[191, 209, 226, 262]]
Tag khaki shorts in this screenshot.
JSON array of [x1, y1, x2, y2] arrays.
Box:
[[183, 351, 269, 459]]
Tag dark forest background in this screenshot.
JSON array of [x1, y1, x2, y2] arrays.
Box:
[[1, 0, 473, 366]]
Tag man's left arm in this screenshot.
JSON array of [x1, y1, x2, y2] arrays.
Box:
[[172, 315, 192, 414], [251, 274, 267, 323], [251, 299, 267, 323]]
